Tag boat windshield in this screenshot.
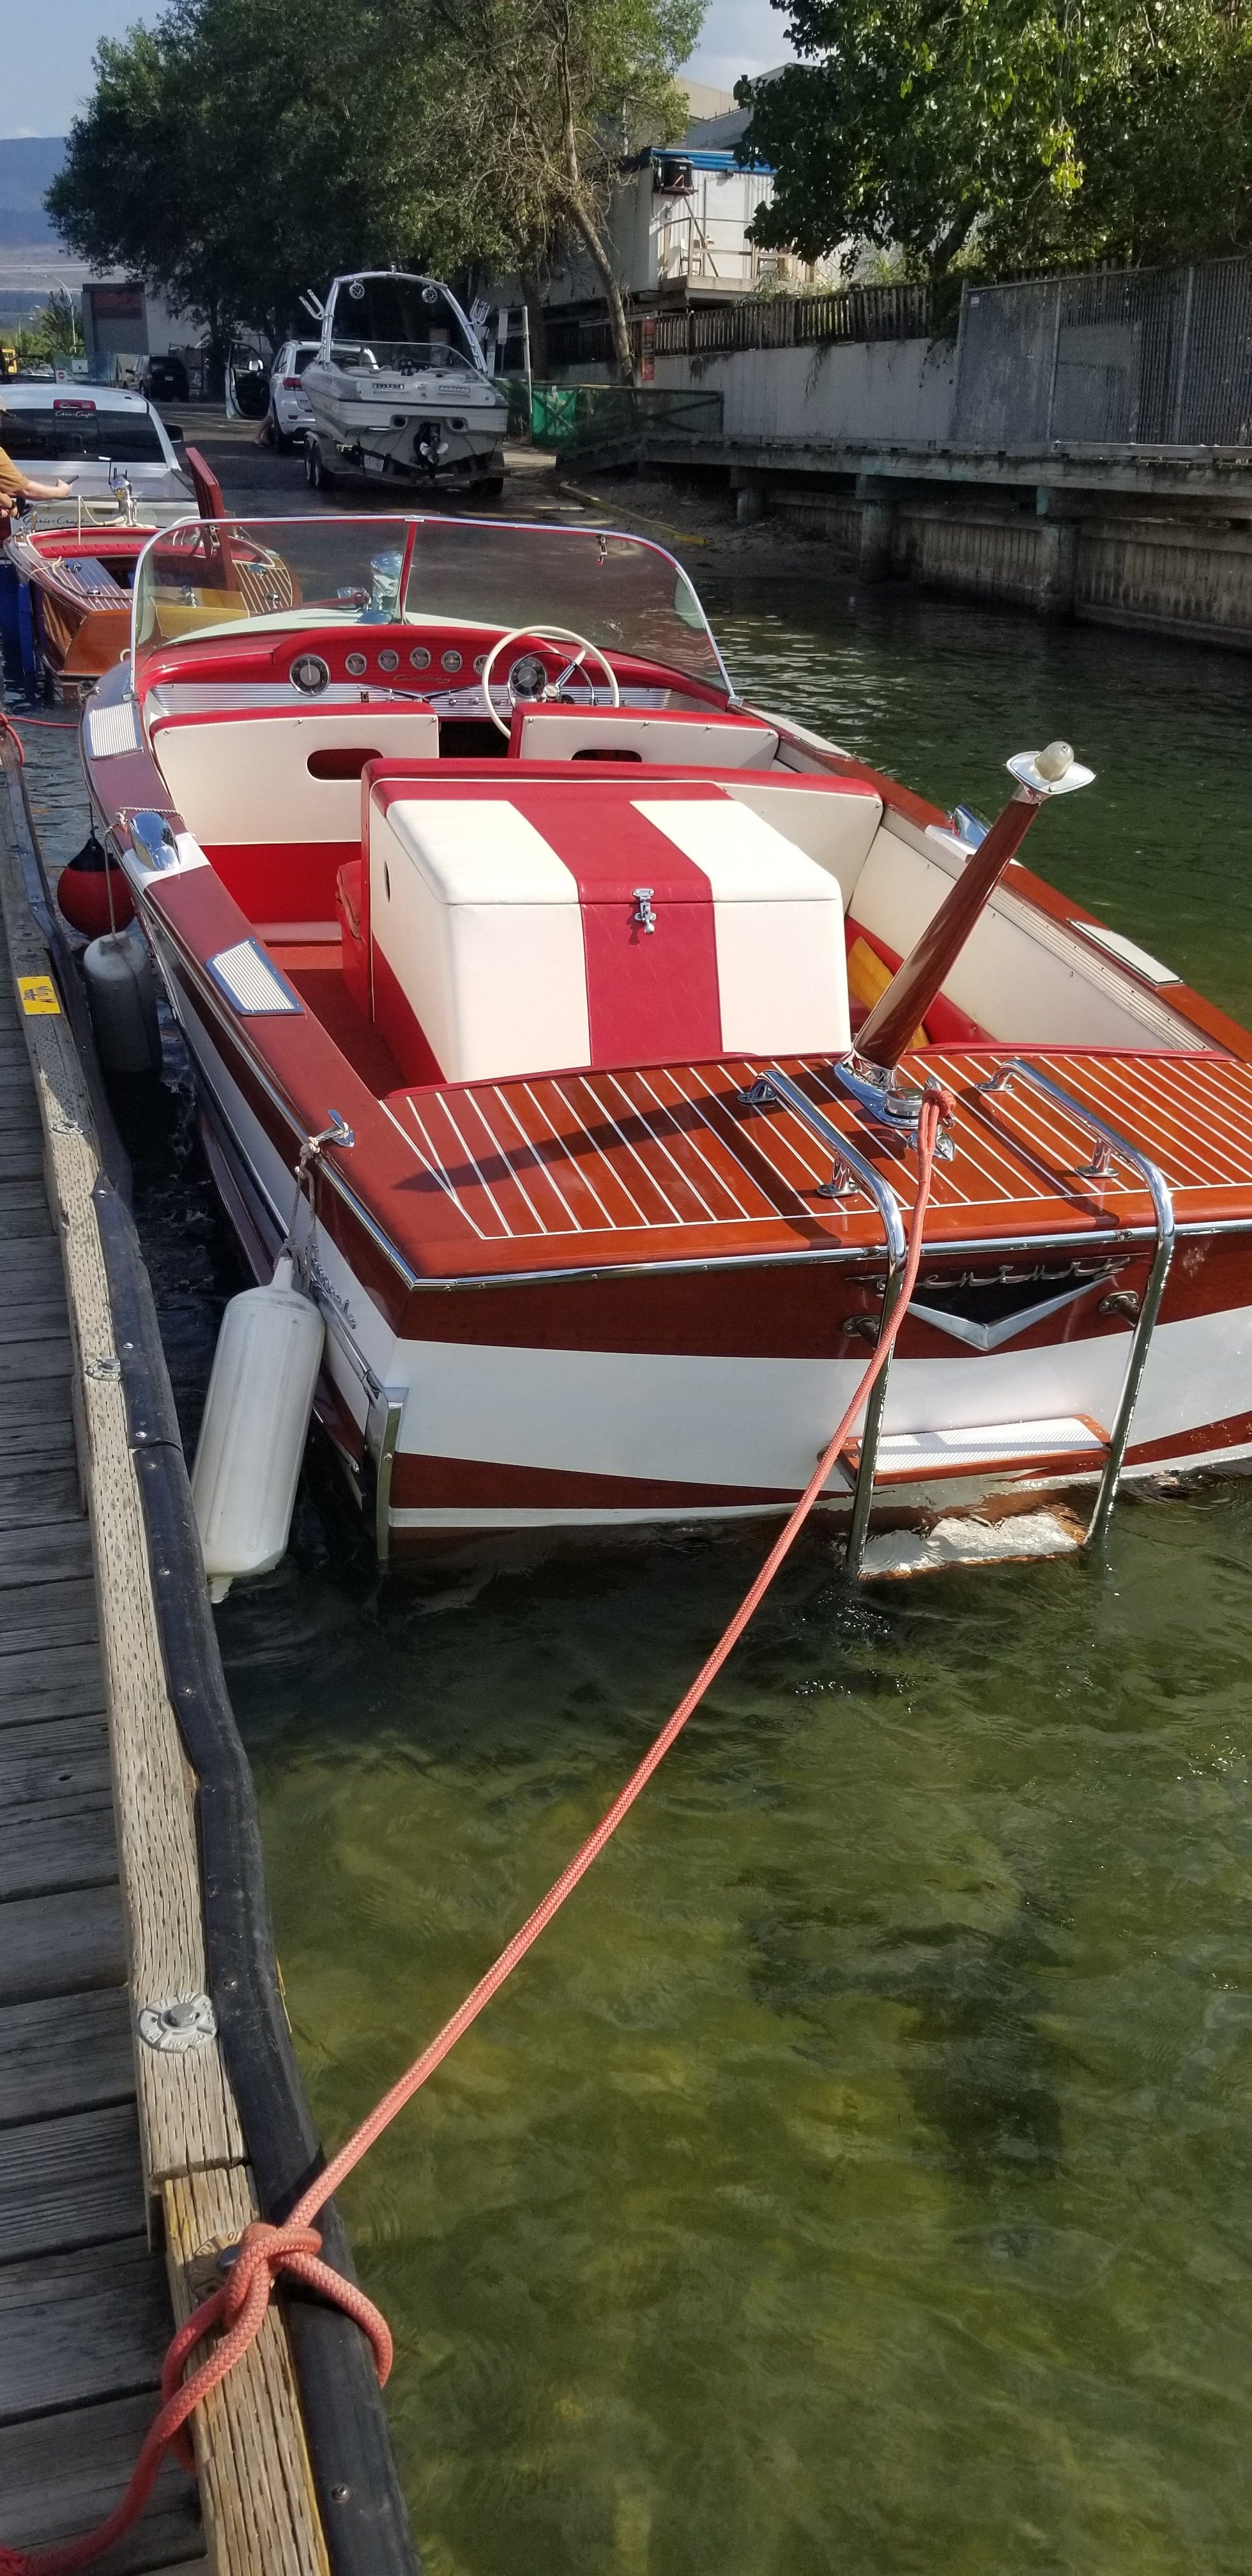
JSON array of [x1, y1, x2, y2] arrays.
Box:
[[325, 276, 480, 376], [131, 514, 730, 694]]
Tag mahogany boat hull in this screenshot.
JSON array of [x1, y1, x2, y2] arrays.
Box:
[[162, 945, 1252, 1548]]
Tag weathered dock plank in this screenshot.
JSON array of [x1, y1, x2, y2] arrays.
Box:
[[0, 1464, 84, 1529], [0, 2392, 204, 2572], [0, 1517, 95, 1584], [0, 1637, 107, 1724], [0, 1175, 56, 1234], [0, 2100, 146, 2258], [0, 2238, 173, 2421], [0, 1330, 75, 1381], [0, 1791, 118, 1898], [0, 1709, 112, 1803], [0, 1574, 98, 1654], [0, 1411, 78, 1467], [0, 1883, 126, 2004], [0, 749, 343, 2572], [0, 1987, 134, 2121]]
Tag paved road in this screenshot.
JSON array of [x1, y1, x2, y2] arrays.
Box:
[[164, 406, 583, 522]]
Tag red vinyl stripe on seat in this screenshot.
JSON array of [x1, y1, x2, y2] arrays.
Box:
[[508, 781, 726, 1068]]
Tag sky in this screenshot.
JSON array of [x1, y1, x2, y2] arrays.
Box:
[[1, 0, 797, 139]]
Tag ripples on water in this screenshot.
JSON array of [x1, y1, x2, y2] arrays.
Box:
[[11, 576, 1252, 2573]]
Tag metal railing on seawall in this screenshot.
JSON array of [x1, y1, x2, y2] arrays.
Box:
[[953, 259, 1252, 451]]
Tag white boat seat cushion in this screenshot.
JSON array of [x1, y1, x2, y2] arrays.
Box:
[[149, 704, 439, 844], [511, 704, 779, 767]]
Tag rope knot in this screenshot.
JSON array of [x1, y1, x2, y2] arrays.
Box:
[[219, 2218, 324, 2324]]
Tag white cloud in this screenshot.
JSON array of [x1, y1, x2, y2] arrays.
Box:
[[684, 0, 797, 95]]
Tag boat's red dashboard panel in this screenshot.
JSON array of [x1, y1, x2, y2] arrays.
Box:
[[136, 628, 728, 707]]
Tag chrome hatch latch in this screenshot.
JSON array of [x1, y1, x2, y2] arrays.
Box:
[[632, 887, 657, 934]]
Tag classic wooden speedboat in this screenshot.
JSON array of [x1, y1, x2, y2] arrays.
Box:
[[78, 510, 1252, 1569], [4, 443, 222, 696]]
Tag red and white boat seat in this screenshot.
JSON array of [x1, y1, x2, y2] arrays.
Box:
[[365, 775, 851, 1085], [510, 703, 779, 767], [148, 702, 440, 848]]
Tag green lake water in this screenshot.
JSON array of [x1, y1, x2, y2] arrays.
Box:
[[17, 576, 1252, 2573]]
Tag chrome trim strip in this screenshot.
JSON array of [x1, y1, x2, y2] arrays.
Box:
[[908, 1271, 1118, 1352]]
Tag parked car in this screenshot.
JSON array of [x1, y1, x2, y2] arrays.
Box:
[[142, 351, 190, 403], [0, 383, 193, 510], [268, 341, 319, 450]]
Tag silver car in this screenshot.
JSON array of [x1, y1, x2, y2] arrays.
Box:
[[269, 341, 319, 449], [0, 381, 193, 509]]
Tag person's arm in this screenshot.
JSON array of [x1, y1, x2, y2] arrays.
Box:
[[0, 445, 72, 504]]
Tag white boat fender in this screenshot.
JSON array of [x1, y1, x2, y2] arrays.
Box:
[[191, 1254, 326, 1603], [84, 924, 162, 1075]]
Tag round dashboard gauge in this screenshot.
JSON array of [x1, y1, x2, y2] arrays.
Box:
[[289, 653, 330, 695], [345, 651, 368, 677], [378, 647, 399, 671], [507, 651, 549, 700], [441, 648, 463, 674], [473, 653, 488, 674], [409, 646, 431, 670]]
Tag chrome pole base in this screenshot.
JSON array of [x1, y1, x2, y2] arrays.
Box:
[[828, 1054, 955, 1159]]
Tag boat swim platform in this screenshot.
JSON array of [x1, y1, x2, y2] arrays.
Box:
[[0, 740, 418, 2574]]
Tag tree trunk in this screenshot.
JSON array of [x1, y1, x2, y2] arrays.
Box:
[[521, 271, 549, 378], [565, 194, 636, 383]]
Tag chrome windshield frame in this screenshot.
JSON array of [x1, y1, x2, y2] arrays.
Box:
[[128, 510, 732, 698]]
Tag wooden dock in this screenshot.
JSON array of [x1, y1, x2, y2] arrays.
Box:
[[0, 737, 414, 2573], [0, 823, 212, 2568]]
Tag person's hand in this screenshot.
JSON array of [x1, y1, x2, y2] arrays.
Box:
[[48, 477, 72, 498]]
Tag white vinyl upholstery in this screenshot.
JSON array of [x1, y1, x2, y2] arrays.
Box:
[[371, 796, 592, 1080], [149, 706, 439, 843], [513, 706, 780, 768], [636, 798, 850, 1055]]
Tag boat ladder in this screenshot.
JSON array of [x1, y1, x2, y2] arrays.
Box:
[[747, 1059, 1176, 1574]]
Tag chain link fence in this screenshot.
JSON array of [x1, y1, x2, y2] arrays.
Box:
[[953, 261, 1252, 449]]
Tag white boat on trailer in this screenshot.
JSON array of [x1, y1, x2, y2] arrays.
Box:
[[75, 509, 1252, 1577], [300, 273, 508, 498]]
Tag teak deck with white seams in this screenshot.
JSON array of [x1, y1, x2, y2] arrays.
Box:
[[385, 1046, 1252, 1257], [0, 772, 326, 2572]]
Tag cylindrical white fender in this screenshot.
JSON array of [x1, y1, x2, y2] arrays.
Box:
[[191, 1254, 325, 1602], [84, 925, 162, 1075]]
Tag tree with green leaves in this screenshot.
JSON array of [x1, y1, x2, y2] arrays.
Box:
[[48, 0, 702, 377], [735, 0, 1252, 283]]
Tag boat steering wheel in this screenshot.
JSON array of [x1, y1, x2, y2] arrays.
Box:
[[480, 623, 620, 739]]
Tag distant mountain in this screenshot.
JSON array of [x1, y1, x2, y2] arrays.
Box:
[[0, 137, 66, 247]]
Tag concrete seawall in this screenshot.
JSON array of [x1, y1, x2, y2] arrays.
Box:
[[762, 486, 1252, 649], [615, 338, 1252, 650]]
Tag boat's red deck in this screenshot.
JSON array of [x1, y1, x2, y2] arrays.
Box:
[[379, 1045, 1252, 1259]]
